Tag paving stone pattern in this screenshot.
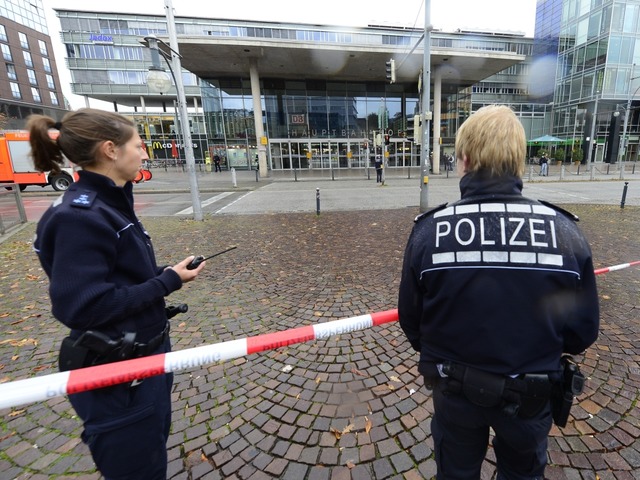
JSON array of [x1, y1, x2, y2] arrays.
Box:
[[0, 204, 639, 479]]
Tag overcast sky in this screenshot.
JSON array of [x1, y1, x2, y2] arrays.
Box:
[[43, 0, 538, 109]]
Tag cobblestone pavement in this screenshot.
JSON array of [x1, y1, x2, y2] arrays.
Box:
[[0, 204, 639, 479]]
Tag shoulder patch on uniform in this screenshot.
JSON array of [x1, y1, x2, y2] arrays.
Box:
[[538, 200, 579, 221], [69, 191, 96, 208], [414, 203, 448, 222]]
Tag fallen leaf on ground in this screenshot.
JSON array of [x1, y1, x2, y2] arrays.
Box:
[[365, 417, 372, 433], [330, 423, 355, 439]]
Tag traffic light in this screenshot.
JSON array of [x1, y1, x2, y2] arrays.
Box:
[[413, 114, 422, 145], [385, 59, 396, 84]]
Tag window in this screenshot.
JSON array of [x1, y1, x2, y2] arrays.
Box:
[[2, 43, 12, 61], [50, 91, 59, 106], [27, 69, 37, 85], [46, 74, 55, 89], [42, 57, 51, 72], [31, 87, 41, 103], [66, 43, 76, 58], [38, 39, 48, 56], [23, 51, 33, 67], [623, 4, 639, 33], [6, 63, 16, 80], [0, 25, 6, 42], [18, 32, 29, 50], [10, 82, 21, 99]]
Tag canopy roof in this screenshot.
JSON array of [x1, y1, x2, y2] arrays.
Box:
[[529, 135, 564, 143]]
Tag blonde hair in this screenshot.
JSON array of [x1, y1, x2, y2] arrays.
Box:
[[455, 105, 526, 177]]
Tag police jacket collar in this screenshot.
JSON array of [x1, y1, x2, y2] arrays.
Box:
[[459, 170, 523, 199], [75, 170, 134, 209]]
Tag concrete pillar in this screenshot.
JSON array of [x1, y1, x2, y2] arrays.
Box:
[[250, 60, 268, 177]]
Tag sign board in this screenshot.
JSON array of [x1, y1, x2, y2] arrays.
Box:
[[290, 114, 306, 124]]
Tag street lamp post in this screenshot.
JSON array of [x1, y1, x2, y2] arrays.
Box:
[[143, 0, 202, 221], [419, 0, 432, 212]]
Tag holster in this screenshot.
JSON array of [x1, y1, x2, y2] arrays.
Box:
[[58, 336, 91, 372], [550, 355, 585, 427], [58, 323, 169, 372]]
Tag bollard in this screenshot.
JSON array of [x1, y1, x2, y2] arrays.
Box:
[[576, 163, 580, 175], [590, 164, 595, 180], [620, 181, 629, 208], [606, 163, 610, 175], [528, 165, 533, 182], [560, 165, 565, 181], [294, 168, 298, 182], [231, 167, 237, 188], [331, 169, 335, 181], [633, 162, 636, 174], [316, 187, 320, 215], [367, 168, 370, 180], [255, 168, 259, 182]]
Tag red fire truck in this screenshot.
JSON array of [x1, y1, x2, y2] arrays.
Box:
[[0, 131, 76, 191]]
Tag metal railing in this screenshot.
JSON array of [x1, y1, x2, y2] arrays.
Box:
[[0, 184, 27, 235]]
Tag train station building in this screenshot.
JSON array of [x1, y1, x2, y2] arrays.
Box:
[[56, 9, 541, 174]]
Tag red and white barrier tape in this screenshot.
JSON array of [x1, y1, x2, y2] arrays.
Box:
[[0, 310, 398, 410], [1, 259, 638, 411], [593, 260, 640, 276]]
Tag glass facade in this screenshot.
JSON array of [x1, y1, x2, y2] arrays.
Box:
[[0, 0, 48, 34], [0, 0, 67, 128], [545, 0, 640, 163], [200, 77, 424, 169]]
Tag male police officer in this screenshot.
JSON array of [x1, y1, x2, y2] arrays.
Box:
[[398, 105, 599, 479]]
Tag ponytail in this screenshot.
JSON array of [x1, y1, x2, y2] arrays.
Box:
[[27, 109, 135, 172], [26, 115, 65, 174]]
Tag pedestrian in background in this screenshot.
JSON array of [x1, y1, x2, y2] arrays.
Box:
[[398, 105, 599, 479], [214, 153, 222, 172], [28, 108, 206, 480], [539, 153, 549, 176], [375, 154, 383, 183]]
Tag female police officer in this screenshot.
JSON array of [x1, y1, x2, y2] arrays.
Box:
[[28, 109, 206, 479], [398, 105, 599, 479]]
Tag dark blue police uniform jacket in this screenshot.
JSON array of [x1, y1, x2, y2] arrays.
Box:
[[398, 170, 600, 377], [34, 170, 182, 344]]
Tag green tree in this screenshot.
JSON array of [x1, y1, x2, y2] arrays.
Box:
[[572, 146, 584, 164], [553, 147, 565, 163]]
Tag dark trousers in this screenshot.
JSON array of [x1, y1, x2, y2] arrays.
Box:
[[431, 378, 552, 480], [69, 340, 173, 480], [214, 163, 221, 172], [376, 168, 382, 183]]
